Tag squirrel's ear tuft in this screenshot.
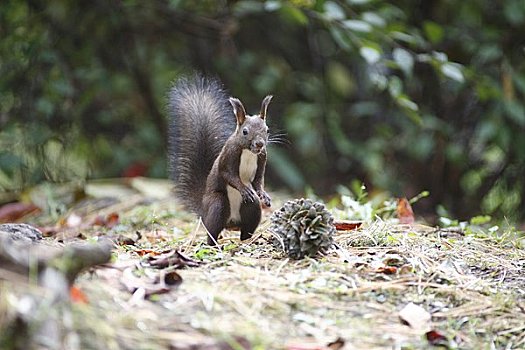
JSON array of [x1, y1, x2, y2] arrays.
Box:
[[260, 95, 273, 120], [229, 97, 246, 125]]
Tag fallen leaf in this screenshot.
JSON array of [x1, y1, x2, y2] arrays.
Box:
[[399, 302, 431, 333], [327, 337, 345, 350], [115, 234, 137, 246], [134, 249, 161, 257], [334, 220, 362, 231], [426, 329, 448, 346], [0, 202, 40, 223], [44, 211, 122, 239], [148, 250, 201, 269], [376, 266, 397, 274], [70, 286, 89, 304], [93, 212, 119, 228], [120, 267, 171, 297], [397, 198, 415, 224], [162, 271, 183, 287], [382, 254, 406, 267]]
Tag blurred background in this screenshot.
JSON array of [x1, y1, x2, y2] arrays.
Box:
[[1, 0, 524, 223]]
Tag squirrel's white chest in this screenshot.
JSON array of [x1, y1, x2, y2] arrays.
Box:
[[227, 150, 258, 223], [238, 150, 258, 184]]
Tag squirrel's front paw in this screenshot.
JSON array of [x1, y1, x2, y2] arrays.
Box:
[[257, 190, 271, 208], [241, 188, 258, 203]]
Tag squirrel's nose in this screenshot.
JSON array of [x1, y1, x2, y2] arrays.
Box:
[[255, 140, 264, 148]]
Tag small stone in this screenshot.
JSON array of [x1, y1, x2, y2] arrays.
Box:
[[0, 223, 43, 242]]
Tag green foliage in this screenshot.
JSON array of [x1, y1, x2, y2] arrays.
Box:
[[333, 184, 427, 222], [1, 0, 524, 222]]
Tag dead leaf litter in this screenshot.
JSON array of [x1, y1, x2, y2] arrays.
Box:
[[1, 180, 524, 349]]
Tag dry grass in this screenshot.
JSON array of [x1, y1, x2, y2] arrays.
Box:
[[2, 182, 525, 349]]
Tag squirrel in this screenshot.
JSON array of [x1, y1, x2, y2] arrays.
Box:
[[168, 75, 272, 245]]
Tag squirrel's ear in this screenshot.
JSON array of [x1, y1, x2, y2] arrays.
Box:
[[229, 97, 246, 125], [260, 95, 273, 120]]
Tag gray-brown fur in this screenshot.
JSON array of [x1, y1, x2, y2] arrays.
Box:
[[167, 75, 234, 213], [168, 75, 272, 245]]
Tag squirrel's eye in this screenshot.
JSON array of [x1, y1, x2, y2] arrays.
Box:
[[242, 128, 249, 135]]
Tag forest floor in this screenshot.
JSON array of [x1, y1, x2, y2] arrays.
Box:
[[1, 178, 525, 350]]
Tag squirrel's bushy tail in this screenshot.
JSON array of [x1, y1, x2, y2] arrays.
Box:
[[167, 75, 235, 214]]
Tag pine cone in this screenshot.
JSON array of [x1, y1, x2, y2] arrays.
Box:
[[270, 198, 335, 259]]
